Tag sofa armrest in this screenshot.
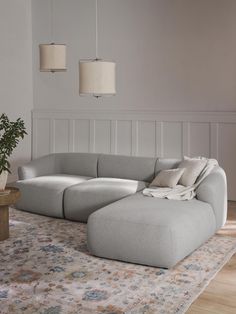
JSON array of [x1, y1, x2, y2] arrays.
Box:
[[18, 154, 59, 180], [196, 166, 227, 230]]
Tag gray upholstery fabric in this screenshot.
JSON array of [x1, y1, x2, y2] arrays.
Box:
[[18, 153, 99, 180], [87, 193, 216, 268], [15, 175, 92, 218], [58, 153, 99, 177], [98, 154, 157, 182], [64, 178, 147, 223], [155, 158, 181, 175], [18, 154, 60, 180], [16, 152, 227, 268], [196, 166, 227, 230]]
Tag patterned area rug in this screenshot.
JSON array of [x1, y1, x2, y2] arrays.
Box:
[[0, 209, 236, 314]]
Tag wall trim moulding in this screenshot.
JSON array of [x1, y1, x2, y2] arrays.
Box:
[[32, 109, 236, 122], [32, 109, 236, 200]]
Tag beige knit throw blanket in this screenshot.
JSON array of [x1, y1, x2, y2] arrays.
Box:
[[143, 158, 218, 200]]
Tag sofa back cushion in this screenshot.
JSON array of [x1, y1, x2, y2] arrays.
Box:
[[57, 153, 99, 177], [98, 154, 157, 182], [155, 158, 181, 176]]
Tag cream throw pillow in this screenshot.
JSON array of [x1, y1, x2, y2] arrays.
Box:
[[178, 156, 207, 186], [150, 168, 185, 188]]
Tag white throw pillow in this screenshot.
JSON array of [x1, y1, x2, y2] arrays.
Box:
[[178, 156, 207, 187], [150, 168, 185, 188]]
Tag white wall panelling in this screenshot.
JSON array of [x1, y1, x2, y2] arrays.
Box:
[[33, 109, 236, 200], [74, 119, 90, 152]]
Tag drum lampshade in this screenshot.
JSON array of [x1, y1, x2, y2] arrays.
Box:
[[39, 44, 66, 72], [79, 60, 116, 96]]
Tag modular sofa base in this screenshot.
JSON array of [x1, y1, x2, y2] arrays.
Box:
[[15, 153, 227, 268], [87, 193, 216, 268]]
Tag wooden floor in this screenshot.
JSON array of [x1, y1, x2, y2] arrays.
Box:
[[187, 202, 236, 313]]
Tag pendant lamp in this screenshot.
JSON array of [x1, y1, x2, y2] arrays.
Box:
[[39, 0, 66, 72], [79, 0, 116, 97]]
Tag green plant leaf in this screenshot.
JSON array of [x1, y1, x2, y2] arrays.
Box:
[[0, 113, 27, 174]]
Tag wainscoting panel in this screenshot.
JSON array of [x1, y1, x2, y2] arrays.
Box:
[[74, 119, 90, 153], [218, 123, 236, 200], [137, 121, 156, 157], [33, 118, 51, 158], [163, 122, 183, 158], [94, 120, 111, 154], [32, 110, 236, 200], [116, 120, 132, 156], [54, 119, 70, 153], [189, 122, 211, 158]]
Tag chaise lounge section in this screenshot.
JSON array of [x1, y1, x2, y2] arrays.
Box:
[[88, 192, 217, 268], [15, 153, 227, 268]]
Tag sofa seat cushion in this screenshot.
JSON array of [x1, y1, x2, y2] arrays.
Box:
[[87, 193, 216, 268], [15, 175, 92, 218], [64, 178, 147, 223]]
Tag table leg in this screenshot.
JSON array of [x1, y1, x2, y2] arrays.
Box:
[[0, 205, 9, 241]]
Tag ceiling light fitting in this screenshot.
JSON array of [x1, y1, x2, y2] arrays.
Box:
[[79, 0, 116, 97], [39, 0, 66, 72]]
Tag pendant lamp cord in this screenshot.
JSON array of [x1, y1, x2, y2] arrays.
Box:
[[51, 0, 54, 43], [95, 0, 98, 59]]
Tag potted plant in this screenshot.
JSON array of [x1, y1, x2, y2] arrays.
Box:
[[0, 113, 27, 191]]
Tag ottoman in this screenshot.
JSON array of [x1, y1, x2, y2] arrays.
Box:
[[87, 193, 216, 268]]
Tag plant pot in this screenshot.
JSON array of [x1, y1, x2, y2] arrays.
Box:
[[0, 171, 8, 191]]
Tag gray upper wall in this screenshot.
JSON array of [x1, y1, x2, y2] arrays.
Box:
[[0, 0, 33, 181], [32, 0, 236, 111]]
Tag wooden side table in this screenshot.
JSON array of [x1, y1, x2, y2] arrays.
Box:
[[0, 187, 20, 241]]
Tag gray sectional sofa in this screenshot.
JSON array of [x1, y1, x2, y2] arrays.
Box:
[[15, 153, 227, 268]]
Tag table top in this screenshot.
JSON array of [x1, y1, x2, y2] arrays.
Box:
[[0, 187, 20, 206]]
